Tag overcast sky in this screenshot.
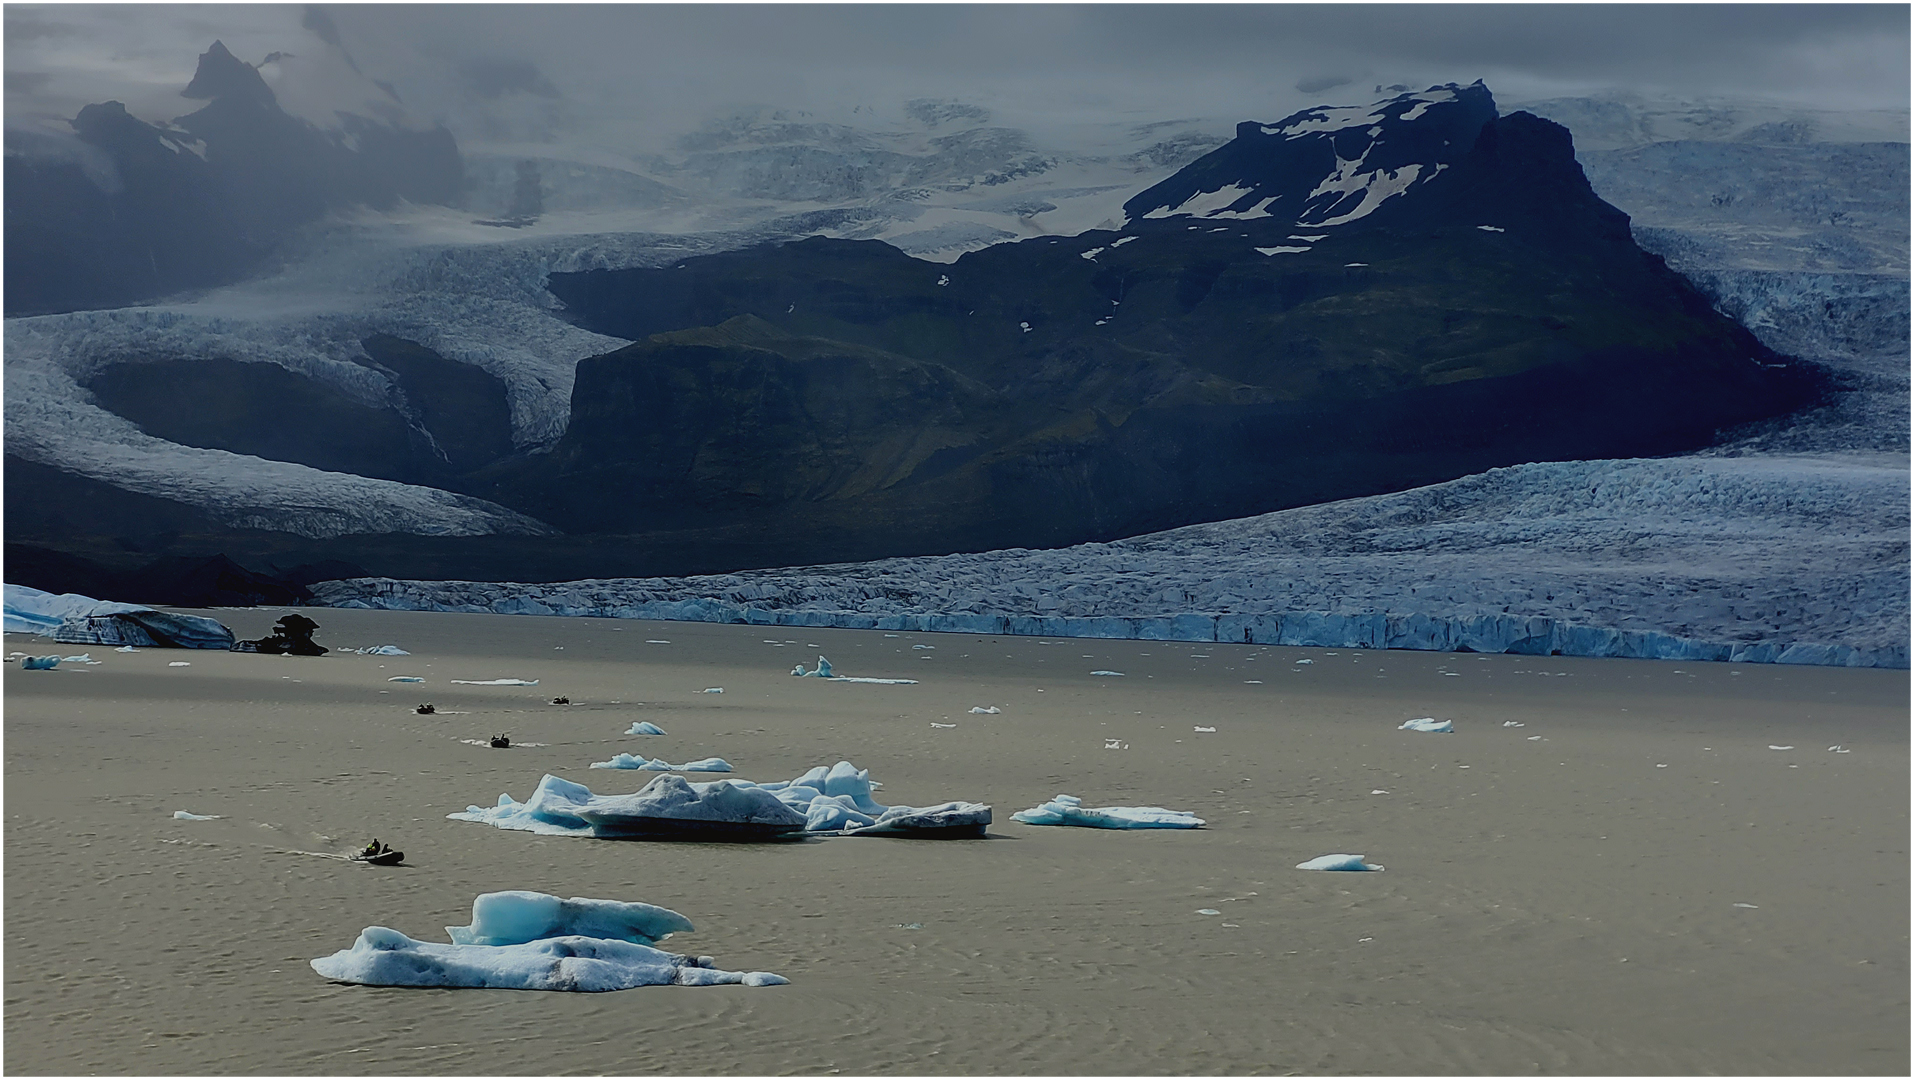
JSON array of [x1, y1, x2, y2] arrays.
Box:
[[6, 4, 1907, 148]]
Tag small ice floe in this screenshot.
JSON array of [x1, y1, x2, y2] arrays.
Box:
[[590, 755, 734, 773], [1477, 225, 1505, 232], [1828, 745, 1851, 753], [1090, 670, 1125, 676], [1733, 903, 1759, 909], [115, 645, 139, 653], [790, 656, 917, 684], [701, 687, 724, 694], [1244, 680, 1263, 684], [21, 656, 60, 670], [168, 661, 191, 667], [1768, 745, 1794, 751], [1296, 854, 1384, 872], [1399, 717, 1453, 733], [931, 722, 957, 729], [312, 890, 786, 991], [1527, 735, 1543, 740], [1442, 672, 1460, 677], [1294, 659, 1314, 665], [911, 645, 934, 650], [1104, 738, 1129, 750], [645, 640, 670, 644], [1194, 726, 1217, 733], [61, 653, 100, 664], [626, 722, 666, 736], [173, 810, 220, 820], [356, 645, 410, 656], [1502, 721, 1525, 727], [1014, 794, 1204, 829], [451, 678, 539, 686], [1195, 908, 1221, 916], [968, 706, 1001, 714], [1370, 789, 1390, 795], [388, 676, 425, 683]]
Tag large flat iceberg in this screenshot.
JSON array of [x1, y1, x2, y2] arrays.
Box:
[[1012, 794, 1206, 829], [311, 890, 785, 991], [452, 762, 988, 840], [4, 584, 235, 649]]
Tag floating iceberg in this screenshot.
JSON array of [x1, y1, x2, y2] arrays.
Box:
[[4, 584, 235, 649], [388, 675, 425, 683], [20, 656, 59, 670], [1399, 717, 1454, 733], [625, 722, 667, 736], [312, 892, 786, 992], [969, 706, 1001, 714], [1090, 670, 1125, 676], [454, 761, 988, 840], [451, 678, 540, 686], [1012, 794, 1205, 829], [589, 754, 733, 773], [1296, 853, 1384, 871], [172, 810, 220, 820], [356, 645, 411, 656], [790, 656, 918, 684], [444, 890, 692, 947]]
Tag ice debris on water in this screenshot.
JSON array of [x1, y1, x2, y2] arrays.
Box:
[[969, 706, 1001, 714], [1195, 908, 1222, 916], [451, 761, 989, 840], [451, 678, 539, 686], [931, 722, 957, 728], [1296, 854, 1384, 872], [1734, 903, 1760, 909], [1294, 659, 1314, 665], [1399, 717, 1453, 733], [701, 687, 724, 694], [1013, 794, 1204, 829], [21, 656, 60, 670], [115, 646, 138, 653], [1768, 745, 1795, 751], [791, 656, 918, 684], [61, 653, 100, 664], [355, 645, 410, 656], [1828, 745, 1850, 753], [388, 676, 425, 683], [173, 810, 220, 820], [1090, 670, 1125, 676], [1104, 738, 1129, 750], [311, 891, 786, 992], [625, 722, 666, 736], [1194, 725, 1217, 732], [589, 754, 733, 772], [168, 661, 191, 667], [1502, 721, 1525, 727]]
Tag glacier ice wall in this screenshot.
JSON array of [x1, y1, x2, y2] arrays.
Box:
[[312, 453, 1908, 667]]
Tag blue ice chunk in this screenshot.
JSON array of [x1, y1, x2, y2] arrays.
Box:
[[1089, 670, 1125, 676], [625, 721, 666, 736], [311, 926, 785, 991], [21, 656, 60, 670], [588, 754, 731, 772], [804, 793, 879, 832], [1296, 853, 1384, 871], [1398, 717, 1453, 733], [445, 890, 693, 946], [357, 645, 410, 656], [1011, 794, 1205, 829]]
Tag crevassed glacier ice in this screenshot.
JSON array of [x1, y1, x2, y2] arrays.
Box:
[[444, 890, 693, 947], [1012, 794, 1206, 829], [313, 453, 1908, 669], [311, 926, 786, 991]]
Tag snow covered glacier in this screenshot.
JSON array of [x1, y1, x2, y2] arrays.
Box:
[[313, 450, 1907, 667]]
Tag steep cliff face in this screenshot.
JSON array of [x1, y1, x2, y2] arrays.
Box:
[[524, 86, 1816, 557]]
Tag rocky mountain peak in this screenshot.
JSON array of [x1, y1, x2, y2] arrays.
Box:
[[181, 40, 276, 108]]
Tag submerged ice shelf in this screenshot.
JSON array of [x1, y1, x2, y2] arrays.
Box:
[[315, 454, 1909, 668]]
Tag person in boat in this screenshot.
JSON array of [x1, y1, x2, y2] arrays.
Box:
[[362, 839, 381, 858]]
